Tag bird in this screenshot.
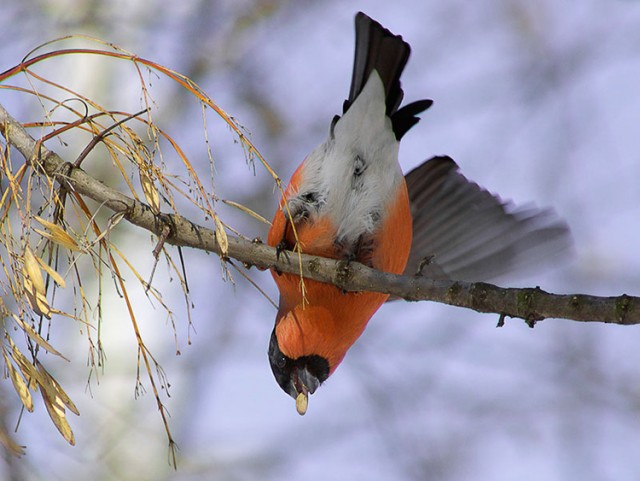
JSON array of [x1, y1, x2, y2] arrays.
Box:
[[267, 12, 570, 415]]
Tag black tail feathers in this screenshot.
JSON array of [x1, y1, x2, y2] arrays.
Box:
[[343, 12, 432, 140]]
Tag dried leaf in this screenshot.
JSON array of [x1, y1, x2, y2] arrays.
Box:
[[23, 246, 45, 296], [35, 256, 66, 288], [22, 275, 52, 319], [108, 211, 126, 227], [33, 217, 80, 251], [92, 211, 125, 245], [0, 425, 25, 457], [11, 315, 69, 361], [0, 187, 10, 213], [7, 337, 43, 390], [21, 246, 53, 318], [40, 388, 75, 446], [2, 349, 33, 412], [36, 361, 79, 416], [222, 199, 271, 225], [214, 215, 228, 256], [34, 291, 53, 318], [140, 167, 160, 213]]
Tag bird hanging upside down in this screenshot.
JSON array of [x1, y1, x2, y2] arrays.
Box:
[[267, 12, 570, 415]]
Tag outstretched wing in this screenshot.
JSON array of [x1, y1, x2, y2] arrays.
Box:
[[404, 156, 571, 281]]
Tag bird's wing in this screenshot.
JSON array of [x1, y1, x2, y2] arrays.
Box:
[[403, 155, 571, 281]]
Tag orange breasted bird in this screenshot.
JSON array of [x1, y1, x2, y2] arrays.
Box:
[[267, 12, 570, 414]]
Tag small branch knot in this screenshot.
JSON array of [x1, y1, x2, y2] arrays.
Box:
[[335, 260, 353, 291], [615, 294, 632, 323]]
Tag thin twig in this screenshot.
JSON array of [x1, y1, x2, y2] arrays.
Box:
[[147, 223, 172, 292], [74, 108, 149, 168]]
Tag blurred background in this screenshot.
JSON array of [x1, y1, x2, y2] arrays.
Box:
[[1, 0, 640, 480]]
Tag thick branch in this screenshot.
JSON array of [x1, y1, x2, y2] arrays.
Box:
[[1, 102, 638, 326]]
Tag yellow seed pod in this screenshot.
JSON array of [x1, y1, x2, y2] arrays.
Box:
[[295, 392, 308, 416]]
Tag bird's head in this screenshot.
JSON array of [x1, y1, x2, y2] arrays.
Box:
[[267, 289, 376, 414], [268, 326, 330, 415]]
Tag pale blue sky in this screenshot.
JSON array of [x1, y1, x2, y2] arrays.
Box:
[[1, 1, 640, 480]]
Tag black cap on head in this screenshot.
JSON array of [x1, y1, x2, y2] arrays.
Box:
[[268, 328, 330, 401]]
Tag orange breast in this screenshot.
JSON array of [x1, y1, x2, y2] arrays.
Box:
[[269, 174, 413, 372]]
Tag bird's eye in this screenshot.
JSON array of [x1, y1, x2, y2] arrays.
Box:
[[276, 356, 287, 369]]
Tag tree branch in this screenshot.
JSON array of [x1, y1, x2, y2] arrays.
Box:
[[1, 102, 638, 326]]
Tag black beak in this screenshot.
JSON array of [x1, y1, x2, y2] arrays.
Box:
[[293, 365, 320, 396], [292, 366, 320, 415]]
